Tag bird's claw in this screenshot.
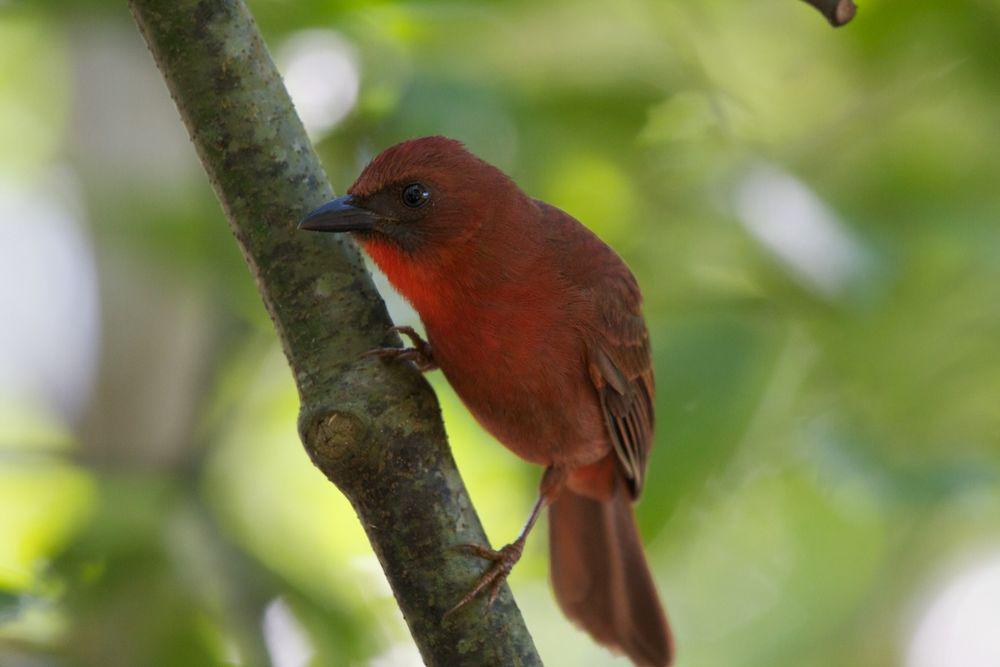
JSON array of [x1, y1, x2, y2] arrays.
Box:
[[387, 325, 422, 346], [443, 541, 524, 619], [362, 326, 437, 372]]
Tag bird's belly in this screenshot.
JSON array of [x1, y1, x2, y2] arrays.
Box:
[[434, 334, 609, 469]]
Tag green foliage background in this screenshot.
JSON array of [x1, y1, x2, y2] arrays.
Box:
[[1, 0, 998, 665]]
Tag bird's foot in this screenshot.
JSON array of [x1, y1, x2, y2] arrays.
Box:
[[443, 540, 524, 619], [362, 325, 437, 372]]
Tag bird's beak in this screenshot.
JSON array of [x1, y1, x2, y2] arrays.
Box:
[[298, 195, 377, 233]]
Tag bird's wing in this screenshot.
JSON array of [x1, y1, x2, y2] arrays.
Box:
[[586, 268, 655, 499], [536, 200, 655, 498]]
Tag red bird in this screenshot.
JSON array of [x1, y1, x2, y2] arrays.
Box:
[[300, 136, 673, 666]]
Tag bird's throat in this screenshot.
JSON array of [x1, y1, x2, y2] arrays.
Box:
[[360, 236, 456, 320]]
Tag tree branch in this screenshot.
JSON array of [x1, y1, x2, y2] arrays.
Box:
[[127, 1, 541, 664], [800, 0, 857, 27]]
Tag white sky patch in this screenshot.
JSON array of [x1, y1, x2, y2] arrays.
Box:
[[907, 555, 1000, 667], [278, 30, 360, 139], [0, 170, 100, 422], [734, 163, 870, 300], [263, 597, 314, 667], [370, 641, 423, 667]]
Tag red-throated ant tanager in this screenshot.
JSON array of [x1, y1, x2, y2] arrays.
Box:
[[300, 136, 672, 667]]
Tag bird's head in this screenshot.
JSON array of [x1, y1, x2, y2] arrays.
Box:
[[299, 136, 538, 313], [299, 136, 524, 257]]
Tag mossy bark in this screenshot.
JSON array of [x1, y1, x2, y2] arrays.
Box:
[[128, 1, 541, 664]]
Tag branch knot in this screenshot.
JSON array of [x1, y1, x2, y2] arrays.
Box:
[[299, 406, 372, 475]]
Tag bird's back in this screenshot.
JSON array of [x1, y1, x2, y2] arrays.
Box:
[[419, 199, 652, 482]]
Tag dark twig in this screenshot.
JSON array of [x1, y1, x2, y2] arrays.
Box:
[[800, 0, 857, 27]]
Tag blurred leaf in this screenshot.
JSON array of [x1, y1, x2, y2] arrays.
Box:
[[0, 461, 94, 591], [639, 305, 785, 537], [0, 591, 20, 623], [0, 12, 69, 179]]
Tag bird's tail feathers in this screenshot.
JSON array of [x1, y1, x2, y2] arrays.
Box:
[[549, 488, 673, 666]]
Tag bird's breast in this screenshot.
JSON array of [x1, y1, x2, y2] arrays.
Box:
[[423, 291, 609, 469]]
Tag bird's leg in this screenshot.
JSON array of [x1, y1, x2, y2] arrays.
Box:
[[362, 325, 437, 372], [444, 467, 564, 618]]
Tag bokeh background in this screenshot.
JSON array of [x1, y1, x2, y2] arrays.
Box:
[[2, 0, 999, 665]]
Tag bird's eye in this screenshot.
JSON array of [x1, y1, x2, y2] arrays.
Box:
[[401, 183, 430, 208]]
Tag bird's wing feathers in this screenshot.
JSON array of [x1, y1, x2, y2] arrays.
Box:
[[587, 270, 655, 498], [538, 200, 655, 498]]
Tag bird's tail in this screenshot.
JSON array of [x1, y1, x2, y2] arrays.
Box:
[[549, 488, 673, 667]]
